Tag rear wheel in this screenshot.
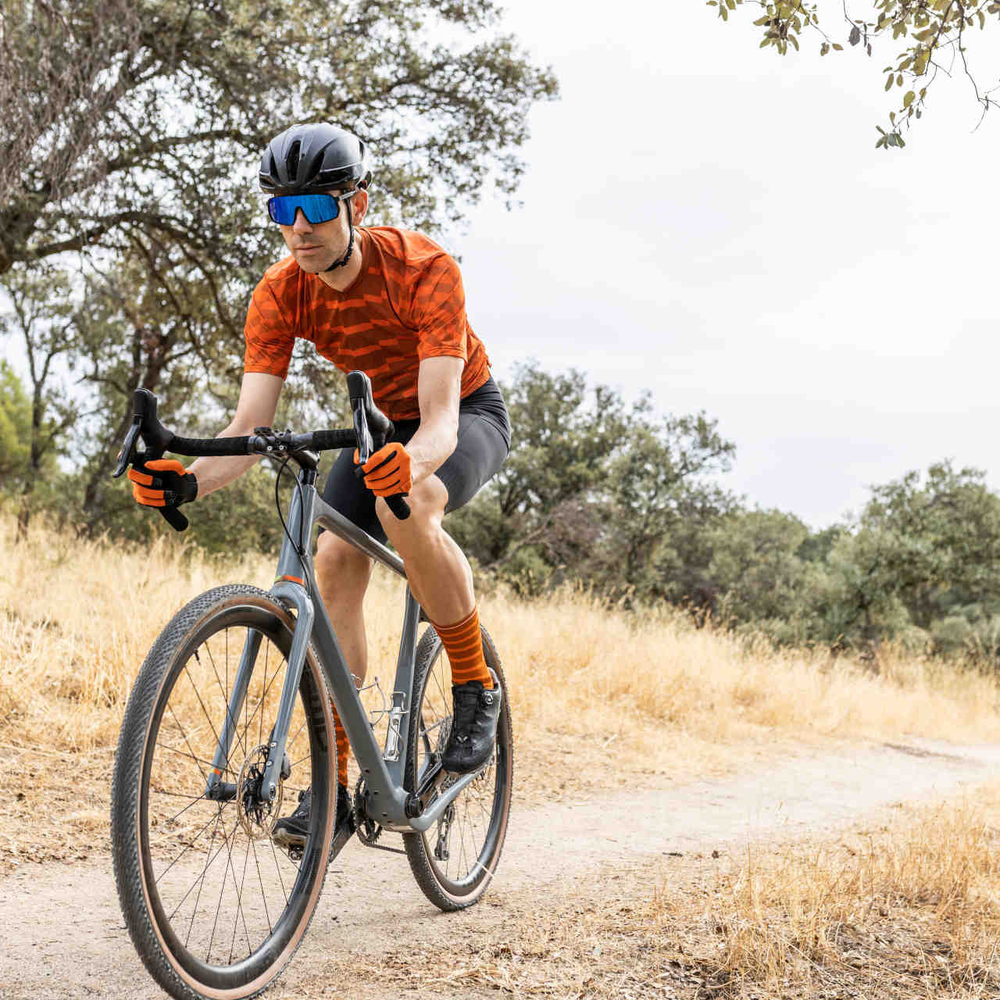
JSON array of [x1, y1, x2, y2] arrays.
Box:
[[402, 624, 513, 910], [111, 585, 336, 1000]]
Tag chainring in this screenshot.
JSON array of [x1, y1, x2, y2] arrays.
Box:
[[353, 776, 383, 846]]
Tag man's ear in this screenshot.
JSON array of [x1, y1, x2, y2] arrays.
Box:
[[352, 187, 369, 224]]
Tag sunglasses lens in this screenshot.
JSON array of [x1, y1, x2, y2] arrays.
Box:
[[267, 194, 341, 225]]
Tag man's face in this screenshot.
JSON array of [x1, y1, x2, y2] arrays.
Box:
[[276, 189, 367, 272]]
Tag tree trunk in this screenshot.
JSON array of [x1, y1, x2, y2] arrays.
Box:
[[15, 380, 46, 542]]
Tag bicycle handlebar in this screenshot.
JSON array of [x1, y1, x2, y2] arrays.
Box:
[[112, 372, 411, 532]]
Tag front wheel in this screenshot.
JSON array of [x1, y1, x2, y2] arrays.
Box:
[[111, 585, 336, 1000], [403, 623, 513, 910]]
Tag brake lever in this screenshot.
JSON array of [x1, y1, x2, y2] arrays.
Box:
[[111, 388, 189, 532], [347, 371, 411, 521], [113, 417, 143, 479]]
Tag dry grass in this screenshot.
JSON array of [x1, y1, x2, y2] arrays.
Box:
[[3, 511, 1000, 864], [6, 513, 1000, 996], [295, 785, 1000, 1000], [670, 783, 1000, 997]]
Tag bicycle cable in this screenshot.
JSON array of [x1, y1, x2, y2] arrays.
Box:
[[274, 455, 306, 557]]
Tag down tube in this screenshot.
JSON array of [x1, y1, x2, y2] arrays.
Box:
[[296, 489, 414, 825], [306, 584, 413, 825]]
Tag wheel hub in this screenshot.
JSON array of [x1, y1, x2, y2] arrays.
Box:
[[236, 744, 284, 840]]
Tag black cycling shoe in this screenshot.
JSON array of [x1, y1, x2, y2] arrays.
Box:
[[272, 783, 352, 849], [441, 676, 502, 774]]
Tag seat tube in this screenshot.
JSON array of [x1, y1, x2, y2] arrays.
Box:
[[384, 589, 422, 786], [205, 628, 263, 794]]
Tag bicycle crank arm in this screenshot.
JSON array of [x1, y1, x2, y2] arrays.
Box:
[[328, 816, 356, 865], [415, 759, 444, 806]]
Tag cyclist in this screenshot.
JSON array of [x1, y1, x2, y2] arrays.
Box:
[[127, 122, 511, 848]]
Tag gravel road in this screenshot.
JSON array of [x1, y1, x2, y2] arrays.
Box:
[[2, 736, 998, 1000]]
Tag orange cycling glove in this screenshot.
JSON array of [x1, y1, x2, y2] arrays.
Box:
[[355, 442, 412, 497], [128, 458, 198, 508]]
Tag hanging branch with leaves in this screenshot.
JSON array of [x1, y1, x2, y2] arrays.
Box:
[[707, 0, 1000, 147]]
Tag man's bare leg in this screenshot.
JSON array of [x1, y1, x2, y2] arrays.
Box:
[[314, 532, 373, 790], [378, 475, 501, 773], [314, 532, 374, 686], [376, 475, 474, 626]]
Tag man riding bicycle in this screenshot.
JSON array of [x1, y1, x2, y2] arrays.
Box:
[[128, 122, 511, 849]]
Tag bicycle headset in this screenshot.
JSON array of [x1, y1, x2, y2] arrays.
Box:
[[259, 123, 373, 272]]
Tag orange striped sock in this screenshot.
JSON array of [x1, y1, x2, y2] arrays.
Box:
[[330, 700, 349, 788], [432, 607, 493, 689]]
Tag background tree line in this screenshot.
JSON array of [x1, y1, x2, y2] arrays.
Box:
[[6, 346, 1000, 662], [5, 0, 1000, 663], [0, 0, 556, 536]]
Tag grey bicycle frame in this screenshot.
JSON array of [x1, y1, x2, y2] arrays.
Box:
[[203, 473, 474, 832]]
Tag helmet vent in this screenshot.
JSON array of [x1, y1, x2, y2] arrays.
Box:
[[286, 140, 301, 180]]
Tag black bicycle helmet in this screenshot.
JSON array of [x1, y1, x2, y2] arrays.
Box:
[[259, 123, 372, 195]]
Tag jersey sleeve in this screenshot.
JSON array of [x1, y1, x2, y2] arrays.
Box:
[[409, 253, 469, 364], [243, 276, 295, 380]]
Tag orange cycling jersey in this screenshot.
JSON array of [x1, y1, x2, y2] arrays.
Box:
[[243, 226, 491, 421]]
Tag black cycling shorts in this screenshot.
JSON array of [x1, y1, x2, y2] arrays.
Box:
[[321, 376, 511, 544]]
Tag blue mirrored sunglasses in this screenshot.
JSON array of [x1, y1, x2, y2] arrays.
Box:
[[266, 192, 355, 226]]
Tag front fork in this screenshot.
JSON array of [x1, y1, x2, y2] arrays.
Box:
[[204, 586, 315, 802]]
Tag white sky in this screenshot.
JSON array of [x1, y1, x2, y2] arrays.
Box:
[[451, 0, 1000, 528]]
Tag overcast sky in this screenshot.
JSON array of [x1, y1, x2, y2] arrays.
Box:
[[449, 0, 1000, 528]]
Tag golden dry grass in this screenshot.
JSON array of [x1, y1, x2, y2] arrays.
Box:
[[660, 782, 1000, 997], [5, 513, 1000, 996], [4, 510, 1000, 777], [301, 786, 1000, 999]]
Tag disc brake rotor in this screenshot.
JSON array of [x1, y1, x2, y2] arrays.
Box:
[[236, 743, 284, 840]]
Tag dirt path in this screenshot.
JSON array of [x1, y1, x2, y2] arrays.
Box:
[[2, 735, 999, 1000]]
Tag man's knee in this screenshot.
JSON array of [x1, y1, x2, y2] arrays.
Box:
[[376, 476, 447, 545], [315, 533, 372, 596]]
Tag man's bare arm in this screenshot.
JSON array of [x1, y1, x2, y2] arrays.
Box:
[[403, 356, 463, 486], [189, 372, 284, 497]]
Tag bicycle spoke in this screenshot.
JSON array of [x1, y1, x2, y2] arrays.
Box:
[[154, 805, 230, 884], [242, 661, 284, 751], [183, 663, 230, 774], [174, 811, 225, 931], [249, 836, 273, 937], [165, 705, 211, 784], [202, 643, 249, 765], [229, 831, 254, 963], [207, 819, 231, 961], [151, 788, 212, 801], [156, 790, 210, 829], [266, 833, 290, 907], [155, 741, 231, 776], [210, 808, 252, 964]]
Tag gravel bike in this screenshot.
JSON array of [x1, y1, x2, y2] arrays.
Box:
[[110, 372, 513, 1000]]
